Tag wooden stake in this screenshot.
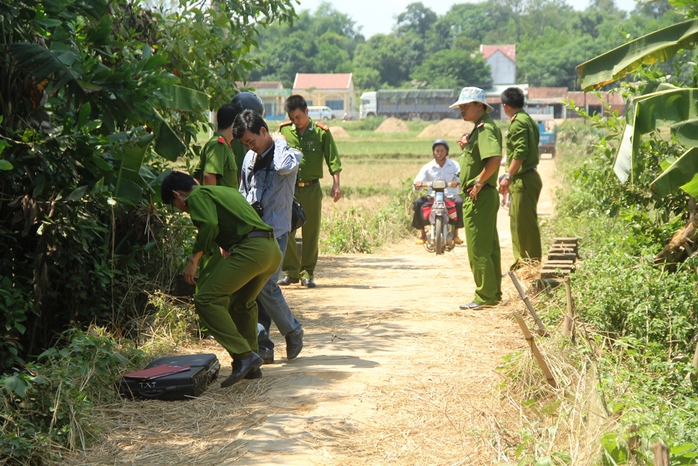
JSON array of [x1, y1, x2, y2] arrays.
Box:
[[562, 276, 576, 341], [507, 271, 548, 336], [650, 442, 669, 466], [511, 312, 557, 388]]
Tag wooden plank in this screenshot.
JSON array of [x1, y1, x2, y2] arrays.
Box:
[[553, 237, 578, 244], [544, 260, 575, 265], [548, 253, 577, 261], [541, 270, 571, 278]]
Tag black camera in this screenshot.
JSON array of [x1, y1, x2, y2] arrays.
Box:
[[251, 202, 264, 218]]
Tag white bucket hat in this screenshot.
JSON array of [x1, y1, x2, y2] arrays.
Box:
[[449, 87, 494, 112]]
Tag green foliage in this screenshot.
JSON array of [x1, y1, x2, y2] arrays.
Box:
[[321, 181, 413, 254], [0, 328, 142, 464], [504, 113, 698, 463], [411, 49, 492, 89], [0, 0, 295, 370]]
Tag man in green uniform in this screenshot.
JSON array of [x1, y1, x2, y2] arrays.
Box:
[[194, 104, 239, 289], [161, 171, 282, 386], [277, 95, 342, 288], [450, 87, 503, 310], [498, 87, 542, 269], [196, 103, 239, 189]]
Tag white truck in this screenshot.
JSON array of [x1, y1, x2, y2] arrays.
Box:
[[359, 89, 461, 120]]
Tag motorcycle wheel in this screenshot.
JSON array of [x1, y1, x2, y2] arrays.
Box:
[[434, 217, 444, 254]]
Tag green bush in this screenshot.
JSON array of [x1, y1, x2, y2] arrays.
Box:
[[321, 181, 413, 254], [0, 328, 143, 464]]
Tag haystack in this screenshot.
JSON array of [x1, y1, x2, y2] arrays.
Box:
[[375, 117, 410, 133], [329, 126, 350, 139], [418, 119, 474, 139]]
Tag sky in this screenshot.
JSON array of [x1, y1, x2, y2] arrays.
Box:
[[295, 0, 641, 38]]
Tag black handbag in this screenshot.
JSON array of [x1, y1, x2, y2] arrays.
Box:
[[291, 199, 306, 231]]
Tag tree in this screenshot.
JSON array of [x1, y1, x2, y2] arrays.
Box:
[[576, 17, 698, 262], [396, 2, 437, 38], [411, 48, 492, 89], [353, 33, 418, 87], [0, 0, 297, 367]]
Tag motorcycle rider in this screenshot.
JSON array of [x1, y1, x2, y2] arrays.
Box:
[[412, 139, 463, 245]]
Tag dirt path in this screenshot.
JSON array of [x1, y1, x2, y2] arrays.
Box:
[[76, 157, 558, 465]]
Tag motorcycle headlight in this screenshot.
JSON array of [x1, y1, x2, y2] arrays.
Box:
[[432, 179, 447, 190]]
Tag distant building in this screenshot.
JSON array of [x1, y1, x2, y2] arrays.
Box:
[[567, 91, 626, 118], [527, 87, 569, 120], [484, 86, 625, 121], [237, 81, 290, 120], [292, 73, 356, 118], [480, 45, 516, 85]]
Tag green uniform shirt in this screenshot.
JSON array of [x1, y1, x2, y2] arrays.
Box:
[[459, 113, 502, 188], [186, 185, 272, 255], [279, 119, 342, 182], [231, 139, 246, 178], [196, 132, 239, 189], [506, 110, 540, 174]]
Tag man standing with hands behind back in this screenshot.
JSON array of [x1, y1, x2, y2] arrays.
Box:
[[498, 87, 542, 270], [451, 87, 503, 310], [278, 95, 342, 289]]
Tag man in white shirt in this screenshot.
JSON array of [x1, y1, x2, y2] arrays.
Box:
[[412, 139, 463, 245]]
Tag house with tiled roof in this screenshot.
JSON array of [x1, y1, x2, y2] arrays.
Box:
[[480, 45, 516, 85], [237, 81, 290, 120], [291, 73, 356, 118], [567, 91, 626, 118]]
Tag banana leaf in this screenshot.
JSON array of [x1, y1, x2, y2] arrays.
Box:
[[671, 117, 698, 146], [576, 19, 698, 91], [8, 42, 80, 87], [149, 110, 186, 161], [114, 134, 154, 203], [156, 85, 210, 112], [651, 147, 698, 197], [612, 87, 698, 182]]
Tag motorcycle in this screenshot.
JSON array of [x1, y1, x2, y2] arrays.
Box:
[[417, 179, 460, 255]]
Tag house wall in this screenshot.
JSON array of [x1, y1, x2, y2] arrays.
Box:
[[292, 87, 357, 118], [487, 51, 516, 85]]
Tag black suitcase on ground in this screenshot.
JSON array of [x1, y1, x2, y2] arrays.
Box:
[[119, 353, 220, 401]]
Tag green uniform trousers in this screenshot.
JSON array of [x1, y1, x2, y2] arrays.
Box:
[[284, 182, 322, 280], [463, 187, 502, 305], [509, 170, 542, 268], [195, 236, 282, 358], [196, 247, 222, 294]]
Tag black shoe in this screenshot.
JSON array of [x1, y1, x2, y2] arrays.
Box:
[[302, 278, 316, 288], [244, 368, 263, 380], [258, 347, 274, 364], [285, 326, 304, 360], [220, 352, 264, 388], [278, 276, 299, 286]]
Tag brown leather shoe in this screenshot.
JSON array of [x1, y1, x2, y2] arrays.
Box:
[[453, 237, 463, 245]]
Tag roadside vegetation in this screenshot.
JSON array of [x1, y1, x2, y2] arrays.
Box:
[[3, 0, 698, 464], [500, 88, 698, 466]]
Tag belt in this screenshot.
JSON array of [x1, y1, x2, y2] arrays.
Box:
[[297, 179, 319, 188], [515, 168, 537, 177], [244, 230, 274, 240]]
